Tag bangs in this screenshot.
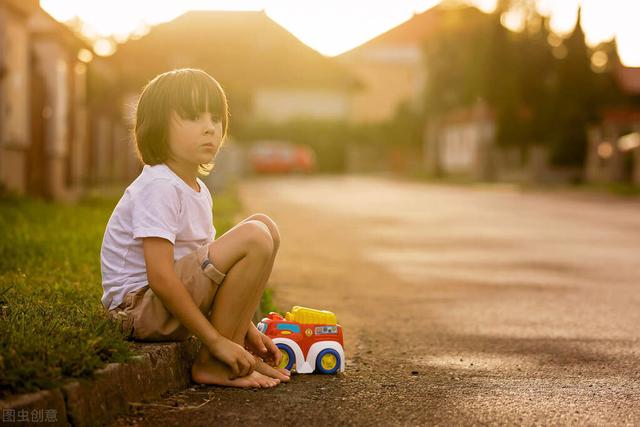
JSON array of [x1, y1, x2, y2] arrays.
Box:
[[173, 71, 227, 121]]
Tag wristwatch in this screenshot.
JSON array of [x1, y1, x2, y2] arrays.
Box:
[[200, 258, 226, 285]]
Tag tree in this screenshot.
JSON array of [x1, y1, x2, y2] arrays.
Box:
[[421, 3, 610, 169], [546, 7, 599, 167]]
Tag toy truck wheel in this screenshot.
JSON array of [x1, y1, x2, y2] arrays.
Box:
[[315, 348, 341, 374], [276, 343, 296, 371]]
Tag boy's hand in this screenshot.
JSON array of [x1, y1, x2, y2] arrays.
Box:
[[245, 323, 282, 367], [208, 336, 256, 379]]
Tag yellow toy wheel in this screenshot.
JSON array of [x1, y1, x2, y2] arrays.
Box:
[[276, 343, 295, 371], [315, 348, 341, 374], [321, 353, 337, 370]]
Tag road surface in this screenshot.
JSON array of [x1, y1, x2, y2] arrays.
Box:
[[113, 176, 640, 426]]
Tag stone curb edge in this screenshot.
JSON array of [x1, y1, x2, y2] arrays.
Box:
[[0, 339, 201, 426]]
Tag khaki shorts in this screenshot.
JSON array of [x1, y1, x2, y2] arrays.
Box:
[[107, 244, 226, 341]]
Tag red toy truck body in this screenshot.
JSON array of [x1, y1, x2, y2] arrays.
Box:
[[257, 306, 345, 374]]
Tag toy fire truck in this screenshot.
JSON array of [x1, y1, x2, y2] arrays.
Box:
[[257, 306, 345, 374]]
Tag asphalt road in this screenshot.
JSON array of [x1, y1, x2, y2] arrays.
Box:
[[112, 176, 640, 426]]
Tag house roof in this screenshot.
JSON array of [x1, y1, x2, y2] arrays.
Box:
[[338, 4, 484, 60], [112, 10, 358, 92]]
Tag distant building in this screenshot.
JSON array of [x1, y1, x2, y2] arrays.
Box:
[[423, 101, 496, 180], [336, 9, 436, 123], [0, 0, 90, 199], [112, 11, 358, 125], [337, 4, 483, 124]]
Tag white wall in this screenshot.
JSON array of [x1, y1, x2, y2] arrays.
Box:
[[441, 124, 479, 173], [253, 88, 349, 122]]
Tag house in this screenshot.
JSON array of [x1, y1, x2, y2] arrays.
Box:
[[0, 0, 91, 199], [336, 4, 483, 124], [336, 8, 437, 123], [111, 11, 358, 125], [423, 100, 496, 179], [585, 64, 640, 185]]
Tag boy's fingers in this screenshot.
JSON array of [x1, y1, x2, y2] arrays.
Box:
[[240, 358, 251, 376], [230, 361, 240, 379], [266, 340, 280, 362], [273, 348, 282, 365], [243, 361, 253, 376]]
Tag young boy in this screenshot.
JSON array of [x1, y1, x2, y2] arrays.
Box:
[[101, 68, 289, 388]]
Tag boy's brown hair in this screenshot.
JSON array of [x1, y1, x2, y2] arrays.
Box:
[[133, 68, 229, 175]]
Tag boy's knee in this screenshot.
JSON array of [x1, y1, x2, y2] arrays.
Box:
[[240, 220, 274, 256], [246, 213, 280, 251]]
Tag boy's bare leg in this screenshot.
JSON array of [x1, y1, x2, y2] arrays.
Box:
[[191, 220, 280, 388], [235, 215, 289, 378], [204, 214, 290, 382]]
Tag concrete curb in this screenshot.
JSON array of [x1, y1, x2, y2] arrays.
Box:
[[0, 338, 201, 426]]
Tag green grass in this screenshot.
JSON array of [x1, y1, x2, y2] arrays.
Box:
[[0, 185, 253, 397], [259, 288, 280, 316], [211, 187, 243, 235], [0, 195, 130, 397]]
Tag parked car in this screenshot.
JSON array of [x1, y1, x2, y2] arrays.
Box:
[[248, 141, 316, 174], [257, 306, 345, 374]]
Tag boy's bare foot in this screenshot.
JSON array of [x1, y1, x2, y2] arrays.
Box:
[[191, 357, 280, 388], [253, 357, 291, 382]]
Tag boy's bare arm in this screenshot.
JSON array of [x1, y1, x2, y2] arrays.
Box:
[[142, 237, 255, 378]]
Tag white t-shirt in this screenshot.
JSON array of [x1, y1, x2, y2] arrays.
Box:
[[100, 164, 216, 310]]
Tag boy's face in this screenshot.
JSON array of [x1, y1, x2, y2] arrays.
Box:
[[167, 110, 223, 167]]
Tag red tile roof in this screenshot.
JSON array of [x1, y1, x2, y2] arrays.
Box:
[[339, 4, 485, 58]]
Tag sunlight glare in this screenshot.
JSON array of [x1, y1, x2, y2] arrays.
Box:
[[468, 0, 497, 14], [580, 0, 615, 46], [93, 38, 116, 56], [500, 8, 526, 33], [266, 0, 441, 56], [39, 0, 640, 65]]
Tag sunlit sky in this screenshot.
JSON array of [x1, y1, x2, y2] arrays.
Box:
[[40, 0, 640, 66]]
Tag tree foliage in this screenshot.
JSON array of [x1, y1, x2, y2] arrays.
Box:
[[422, 3, 618, 167]]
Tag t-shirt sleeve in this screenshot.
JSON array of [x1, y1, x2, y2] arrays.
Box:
[[131, 179, 181, 243]]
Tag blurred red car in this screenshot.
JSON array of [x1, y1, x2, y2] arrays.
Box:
[[248, 141, 315, 174]]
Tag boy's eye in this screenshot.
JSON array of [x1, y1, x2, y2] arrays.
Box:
[[193, 114, 222, 123]]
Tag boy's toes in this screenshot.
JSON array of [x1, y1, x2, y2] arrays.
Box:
[[263, 378, 279, 388]]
